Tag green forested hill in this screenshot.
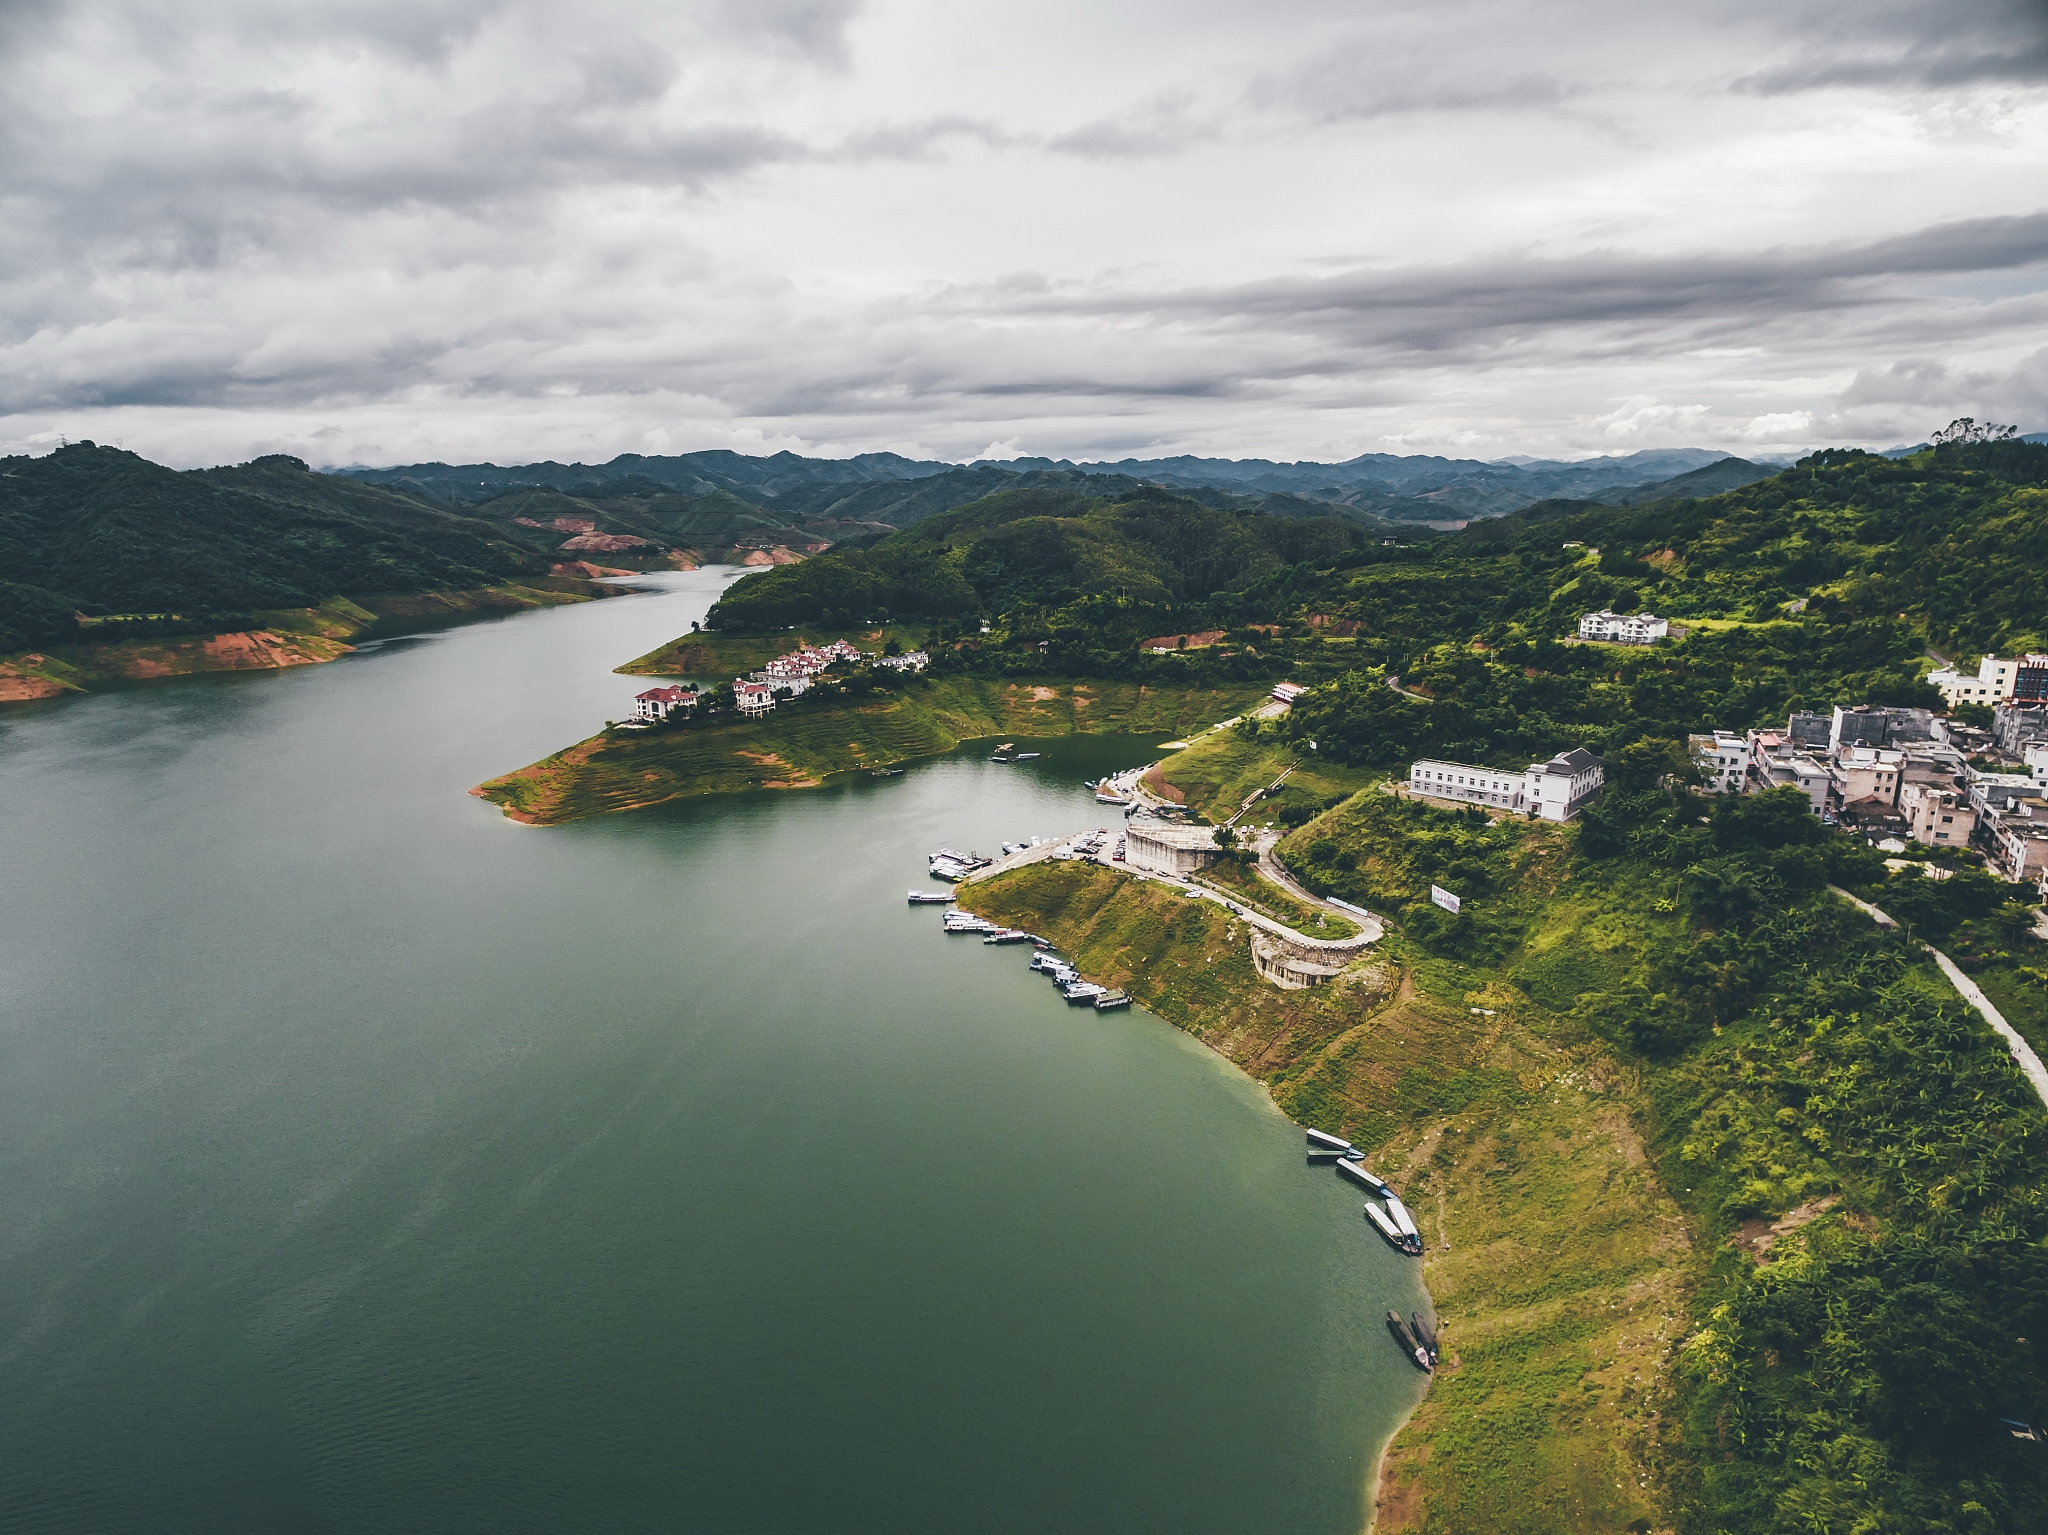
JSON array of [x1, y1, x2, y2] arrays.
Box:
[[700, 440, 2048, 764], [703, 483, 1372, 635], [0, 442, 570, 650]]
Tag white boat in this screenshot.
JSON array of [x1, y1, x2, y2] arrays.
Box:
[[1060, 981, 1108, 1002], [1336, 1160, 1389, 1196], [1015, 752, 1040, 760], [1364, 1202, 1407, 1249], [907, 891, 954, 904], [1028, 952, 1064, 972], [1001, 841, 1026, 855], [1095, 793, 1130, 805], [1384, 1193, 1421, 1239], [1306, 1128, 1353, 1154]]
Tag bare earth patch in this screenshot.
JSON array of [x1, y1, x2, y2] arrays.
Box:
[[1734, 1196, 1840, 1262], [0, 667, 67, 701]]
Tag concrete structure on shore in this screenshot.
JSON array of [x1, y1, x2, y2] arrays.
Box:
[[1123, 822, 1223, 876]]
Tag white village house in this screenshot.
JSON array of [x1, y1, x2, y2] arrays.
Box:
[[632, 684, 697, 721], [1407, 748, 1605, 822], [1578, 610, 1669, 645]]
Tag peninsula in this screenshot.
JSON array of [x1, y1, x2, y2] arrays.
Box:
[[487, 434, 2048, 1535], [0, 443, 634, 699]]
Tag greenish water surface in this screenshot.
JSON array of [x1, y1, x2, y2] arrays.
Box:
[[0, 570, 1423, 1533]]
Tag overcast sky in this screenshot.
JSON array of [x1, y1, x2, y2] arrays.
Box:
[[2, 0, 2045, 468]]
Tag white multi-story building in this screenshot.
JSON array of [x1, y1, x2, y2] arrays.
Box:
[[1688, 731, 1749, 794], [1407, 749, 1605, 822], [1831, 746, 1904, 807], [1901, 782, 1974, 848], [2024, 742, 2048, 787], [1927, 654, 2022, 707], [1408, 760, 1530, 812], [734, 681, 776, 715], [1578, 610, 1669, 645], [1525, 748, 1606, 821], [632, 684, 697, 720], [874, 650, 930, 672]]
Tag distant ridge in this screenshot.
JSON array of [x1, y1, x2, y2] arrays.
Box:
[[336, 445, 1794, 528]]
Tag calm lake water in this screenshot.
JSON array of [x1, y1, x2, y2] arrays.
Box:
[[0, 571, 1423, 1534]]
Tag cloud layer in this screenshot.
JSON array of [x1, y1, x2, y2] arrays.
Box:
[[2, 0, 2045, 467]]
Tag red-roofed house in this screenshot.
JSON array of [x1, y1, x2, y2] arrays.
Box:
[[634, 685, 697, 721]]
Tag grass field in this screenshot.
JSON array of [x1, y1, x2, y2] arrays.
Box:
[[958, 850, 1694, 1535], [474, 675, 1271, 823], [1146, 725, 1383, 823]]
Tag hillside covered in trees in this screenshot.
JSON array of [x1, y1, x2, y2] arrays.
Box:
[[0, 443, 569, 652], [699, 439, 2048, 760]]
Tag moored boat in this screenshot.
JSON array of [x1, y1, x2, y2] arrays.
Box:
[[1305, 1128, 1353, 1154], [1411, 1311, 1440, 1366], [983, 929, 1034, 944], [1364, 1201, 1408, 1250], [1015, 752, 1040, 760], [1092, 990, 1131, 1010], [1060, 981, 1108, 1002], [1386, 1311, 1432, 1372], [1382, 1193, 1425, 1255], [907, 891, 954, 904], [1335, 1159, 1390, 1196]]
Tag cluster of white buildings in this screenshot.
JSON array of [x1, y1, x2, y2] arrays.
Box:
[[630, 636, 930, 722], [1578, 610, 1669, 645], [1926, 651, 2048, 709], [1405, 748, 1606, 822], [1691, 696, 2048, 884]]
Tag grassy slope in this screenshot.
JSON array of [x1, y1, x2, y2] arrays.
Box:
[[1147, 724, 1383, 823], [474, 676, 1269, 823], [957, 856, 1692, 1535], [1193, 857, 1360, 939], [0, 579, 617, 699]]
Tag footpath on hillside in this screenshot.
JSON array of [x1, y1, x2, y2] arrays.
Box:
[[1830, 884, 2048, 1106]]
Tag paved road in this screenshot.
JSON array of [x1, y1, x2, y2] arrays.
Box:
[[1830, 885, 2048, 1108]]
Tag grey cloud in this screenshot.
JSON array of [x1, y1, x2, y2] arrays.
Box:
[[1736, 0, 2048, 93], [1839, 358, 1993, 406], [947, 213, 2048, 369], [833, 116, 1017, 161], [710, 0, 865, 65]]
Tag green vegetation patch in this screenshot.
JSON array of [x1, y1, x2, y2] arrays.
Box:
[[959, 862, 1693, 1535], [1146, 723, 1381, 824], [475, 676, 1268, 822]]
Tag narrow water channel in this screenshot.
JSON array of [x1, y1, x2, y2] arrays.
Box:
[[0, 571, 1424, 1534]]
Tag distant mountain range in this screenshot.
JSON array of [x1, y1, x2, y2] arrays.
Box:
[[336, 446, 1790, 531]]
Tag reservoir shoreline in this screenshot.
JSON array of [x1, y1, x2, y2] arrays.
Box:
[[0, 569, 1423, 1534]]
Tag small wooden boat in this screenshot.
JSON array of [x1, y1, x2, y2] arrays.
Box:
[[1411, 1312, 1440, 1367], [1386, 1311, 1432, 1372]]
